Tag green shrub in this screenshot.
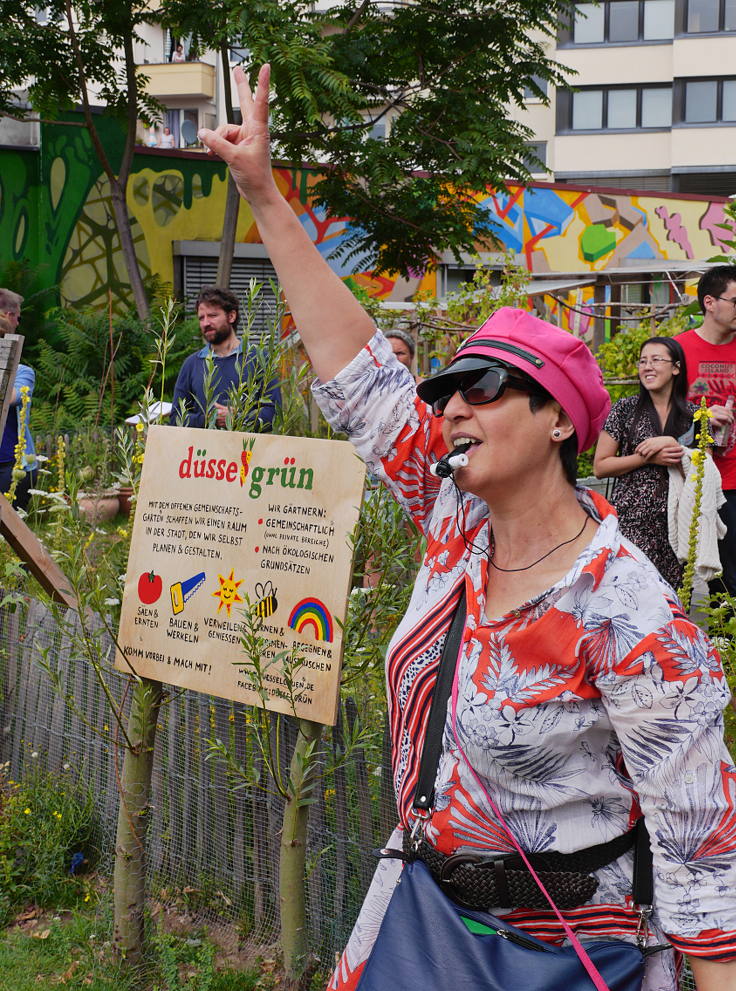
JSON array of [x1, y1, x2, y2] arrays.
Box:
[[0, 768, 97, 925], [30, 306, 201, 435]]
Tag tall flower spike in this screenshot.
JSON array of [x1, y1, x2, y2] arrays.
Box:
[[4, 386, 31, 506], [678, 397, 711, 612]]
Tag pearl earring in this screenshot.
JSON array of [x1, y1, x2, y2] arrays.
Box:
[[552, 429, 562, 439]]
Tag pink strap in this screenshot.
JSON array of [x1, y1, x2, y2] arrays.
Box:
[[449, 670, 611, 991]]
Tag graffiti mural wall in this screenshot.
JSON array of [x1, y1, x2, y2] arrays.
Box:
[[475, 185, 730, 275], [0, 118, 730, 317]]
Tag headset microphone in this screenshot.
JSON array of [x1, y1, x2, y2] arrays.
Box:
[[429, 442, 471, 478]]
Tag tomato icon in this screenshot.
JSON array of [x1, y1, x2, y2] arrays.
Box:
[[138, 570, 163, 604]]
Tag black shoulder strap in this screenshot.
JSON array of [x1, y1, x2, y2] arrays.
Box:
[[412, 586, 467, 814], [633, 816, 654, 906]]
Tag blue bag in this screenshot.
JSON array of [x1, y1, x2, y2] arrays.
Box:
[[356, 859, 646, 991]]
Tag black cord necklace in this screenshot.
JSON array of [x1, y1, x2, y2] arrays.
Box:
[[488, 516, 590, 573]]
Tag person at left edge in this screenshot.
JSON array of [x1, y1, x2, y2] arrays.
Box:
[[0, 288, 38, 511], [170, 286, 281, 431]]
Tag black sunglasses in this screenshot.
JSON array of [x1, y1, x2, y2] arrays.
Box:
[[429, 366, 543, 416]]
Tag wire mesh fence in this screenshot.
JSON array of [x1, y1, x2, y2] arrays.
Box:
[[0, 595, 698, 988], [0, 593, 394, 965]]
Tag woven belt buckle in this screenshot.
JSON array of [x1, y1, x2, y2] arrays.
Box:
[[438, 851, 499, 908]]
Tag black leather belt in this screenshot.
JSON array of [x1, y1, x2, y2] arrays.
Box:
[[401, 824, 639, 911]]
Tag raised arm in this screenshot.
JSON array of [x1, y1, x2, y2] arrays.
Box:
[[198, 64, 375, 382]]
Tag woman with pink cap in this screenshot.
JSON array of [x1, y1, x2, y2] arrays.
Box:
[[200, 65, 736, 991]]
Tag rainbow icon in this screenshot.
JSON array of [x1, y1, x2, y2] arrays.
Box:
[[288, 598, 334, 643]]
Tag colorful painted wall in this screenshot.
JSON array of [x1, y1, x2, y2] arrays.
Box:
[[0, 118, 731, 319]]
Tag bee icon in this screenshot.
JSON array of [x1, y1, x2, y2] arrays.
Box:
[[254, 581, 278, 618]]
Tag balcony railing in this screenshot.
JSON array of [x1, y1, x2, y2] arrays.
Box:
[[138, 61, 216, 101]]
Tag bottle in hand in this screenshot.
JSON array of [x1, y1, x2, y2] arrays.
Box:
[[713, 395, 735, 448]]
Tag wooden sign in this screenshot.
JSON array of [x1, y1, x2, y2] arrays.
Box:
[[116, 426, 365, 725]]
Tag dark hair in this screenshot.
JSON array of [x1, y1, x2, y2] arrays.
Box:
[[630, 336, 691, 441], [195, 286, 240, 330], [527, 390, 578, 486], [697, 265, 736, 312]]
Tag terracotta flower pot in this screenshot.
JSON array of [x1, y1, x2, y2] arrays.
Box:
[[77, 489, 120, 523], [117, 485, 135, 517]]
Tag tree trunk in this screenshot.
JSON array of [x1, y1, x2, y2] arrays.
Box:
[[109, 175, 150, 324], [217, 175, 241, 288], [113, 677, 163, 964], [63, 0, 150, 324], [280, 717, 323, 989], [216, 42, 240, 289]]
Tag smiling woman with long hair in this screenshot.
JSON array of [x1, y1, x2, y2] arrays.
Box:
[[594, 337, 695, 588]]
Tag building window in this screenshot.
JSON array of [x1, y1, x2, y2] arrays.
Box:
[[364, 116, 387, 141], [571, 0, 674, 43], [686, 0, 736, 32], [523, 75, 548, 101], [164, 108, 199, 148], [567, 85, 672, 130], [522, 142, 548, 171], [682, 77, 736, 122], [641, 86, 673, 126], [573, 89, 604, 129]]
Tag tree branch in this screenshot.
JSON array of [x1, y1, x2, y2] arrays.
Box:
[[63, 0, 115, 181], [118, 18, 141, 186]]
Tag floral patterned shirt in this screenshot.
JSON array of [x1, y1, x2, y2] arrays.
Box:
[[313, 333, 736, 991]]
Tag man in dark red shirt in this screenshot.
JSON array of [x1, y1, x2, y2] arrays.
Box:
[[678, 264, 736, 595]]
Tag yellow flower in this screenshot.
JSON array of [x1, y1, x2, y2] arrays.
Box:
[[53, 811, 62, 820], [691, 449, 704, 466], [23, 807, 30, 815], [693, 405, 714, 422], [135, 422, 144, 433]]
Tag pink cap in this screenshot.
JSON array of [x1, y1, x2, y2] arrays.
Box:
[[447, 308, 609, 453]]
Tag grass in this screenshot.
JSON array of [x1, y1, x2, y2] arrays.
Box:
[[0, 903, 265, 991], [0, 907, 131, 991]]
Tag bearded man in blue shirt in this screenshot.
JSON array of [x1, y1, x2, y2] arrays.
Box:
[[170, 286, 281, 430]]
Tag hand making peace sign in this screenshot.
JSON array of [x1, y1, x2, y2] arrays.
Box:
[[194, 62, 375, 381], [198, 64, 277, 205]]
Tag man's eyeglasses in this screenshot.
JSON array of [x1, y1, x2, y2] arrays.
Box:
[[429, 366, 542, 416], [717, 296, 736, 308], [637, 357, 673, 368]]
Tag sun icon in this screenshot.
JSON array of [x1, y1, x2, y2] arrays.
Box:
[[212, 569, 244, 616]]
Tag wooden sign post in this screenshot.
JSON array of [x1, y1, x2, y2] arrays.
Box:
[[0, 334, 22, 441], [0, 333, 76, 610], [116, 426, 366, 726]]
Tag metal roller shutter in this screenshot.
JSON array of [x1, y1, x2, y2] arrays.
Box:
[[182, 256, 280, 342]]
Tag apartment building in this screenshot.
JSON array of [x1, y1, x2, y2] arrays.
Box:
[[520, 0, 736, 195]]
